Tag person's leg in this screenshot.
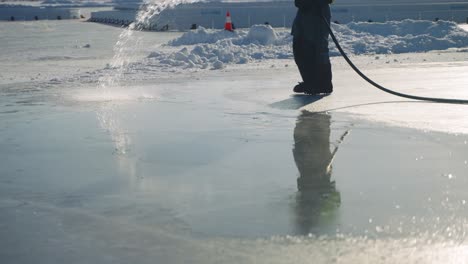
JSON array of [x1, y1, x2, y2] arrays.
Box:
[[315, 41, 332, 94], [293, 15, 332, 95], [318, 63, 333, 93], [293, 37, 308, 86], [301, 39, 321, 94], [316, 18, 333, 93], [293, 37, 321, 93]]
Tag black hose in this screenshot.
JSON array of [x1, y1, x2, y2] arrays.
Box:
[[323, 15, 468, 105]]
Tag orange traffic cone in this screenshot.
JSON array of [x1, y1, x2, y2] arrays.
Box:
[[224, 11, 233, 31]]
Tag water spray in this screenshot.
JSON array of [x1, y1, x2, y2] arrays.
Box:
[[100, 0, 198, 90], [96, 0, 200, 156]]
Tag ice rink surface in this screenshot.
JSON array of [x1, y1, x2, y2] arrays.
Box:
[[1, 20, 468, 263]]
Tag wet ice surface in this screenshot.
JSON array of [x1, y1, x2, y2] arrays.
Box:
[[0, 21, 182, 85], [1, 21, 468, 263]]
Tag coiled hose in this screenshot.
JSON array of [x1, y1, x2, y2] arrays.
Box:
[[323, 15, 468, 105]]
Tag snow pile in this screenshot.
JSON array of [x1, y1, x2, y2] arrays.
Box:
[[333, 19, 468, 54], [168, 27, 248, 46], [40, 0, 110, 7], [148, 20, 468, 70], [246, 25, 278, 45], [149, 25, 291, 69], [168, 25, 279, 46], [42, 0, 74, 4]]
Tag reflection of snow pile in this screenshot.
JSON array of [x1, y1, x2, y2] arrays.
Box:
[[148, 20, 468, 70]]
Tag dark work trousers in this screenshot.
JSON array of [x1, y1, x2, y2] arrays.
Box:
[[293, 37, 333, 93]]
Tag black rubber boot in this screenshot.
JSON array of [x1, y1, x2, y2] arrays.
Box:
[[293, 82, 307, 93], [293, 82, 315, 93]]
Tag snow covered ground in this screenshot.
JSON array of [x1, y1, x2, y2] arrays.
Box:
[[0, 1, 112, 21], [1, 20, 468, 263], [147, 20, 468, 70]]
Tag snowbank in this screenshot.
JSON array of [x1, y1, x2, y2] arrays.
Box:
[[334, 20, 468, 54], [147, 20, 468, 70], [40, 0, 111, 7], [148, 25, 291, 69], [42, 0, 74, 4], [167, 27, 248, 46]]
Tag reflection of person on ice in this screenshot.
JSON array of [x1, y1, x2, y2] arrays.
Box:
[[292, 0, 334, 95], [292, 112, 340, 235]]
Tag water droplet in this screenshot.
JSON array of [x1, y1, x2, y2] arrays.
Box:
[[443, 173, 454, 179], [395, 205, 401, 209], [462, 200, 466, 205], [369, 218, 373, 223]]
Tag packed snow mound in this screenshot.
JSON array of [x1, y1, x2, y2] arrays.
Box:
[[333, 19, 468, 54], [246, 25, 278, 45], [150, 25, 291, 69], [40, 0, 109, 6], [148, 20, 468, 70], [168, 27, 247, 46], [42, 0, 74, 4], [168, 25, 281, 46], [346, 19, 461, 38]]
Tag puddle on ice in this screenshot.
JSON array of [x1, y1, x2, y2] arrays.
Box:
[[72, 87, 157, 102], [2, 97, 468, 263]]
